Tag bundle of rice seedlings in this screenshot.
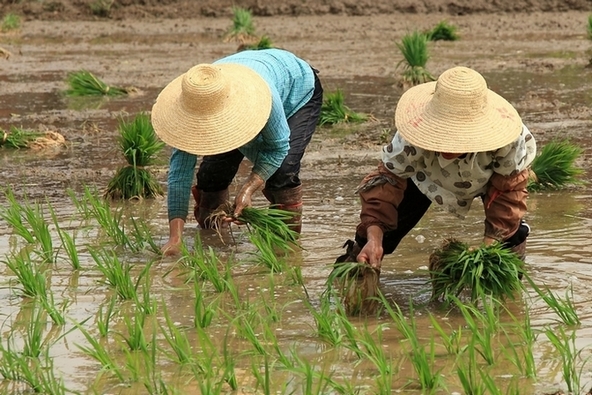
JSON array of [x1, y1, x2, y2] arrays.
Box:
[[105, 113, 164, 200], [239, 35, 274, 51], [224, 7, 257, 44], [396, 30, 435, 86], [1, 13, 21, 32], [425, 20, 459, 41], [527, 139, 584, 192], [0, 126, 65, 149], [65, 70, 128, 96], [327, 261, 380, 316], [318, 90, 368, 126], [428, 238, 525, 304]]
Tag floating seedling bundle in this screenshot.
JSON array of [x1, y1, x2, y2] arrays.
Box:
[[0, 126, 65, 149], [528, 139, 584, 192], [65, 70, 129, 96], [428, 238, 525, 304], [105, 113, 164, 200]]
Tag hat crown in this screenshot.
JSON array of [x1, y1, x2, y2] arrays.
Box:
[[181, 64, 229, 113], [429, 67, 489, 118]]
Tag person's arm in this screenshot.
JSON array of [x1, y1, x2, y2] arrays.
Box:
[[162, 148, 197, 256], [482, 125, 536, 244]]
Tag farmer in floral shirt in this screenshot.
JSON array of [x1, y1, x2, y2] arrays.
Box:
[[337, 66, 537, 272]]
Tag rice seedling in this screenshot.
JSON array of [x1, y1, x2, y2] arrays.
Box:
[[240, 35, 274, 50], [224, 7, 257, 44], [396, 30, 435, 85], [129, 216, 161, 254], [1, 12, 21, 32], [526, 275, 580, 326], [355, 324, 395, 394], [428, 313, 465, 356], [89, 247, 145, 300], [428, 238, 525, 304], [500, 305, 537, 379], [306, 298, 343, 347], [96, 295, 118, 337], [180, 241, 232, 293], [544, 325, 585, 394], [21, 304, 47, 358], [587, 14, 592, 40], [74, 323, 125, 382], [48, 203, 82, 270], [318, 90, 368, 126], [222, 336, 238, 390], [65, 70, 128, 96], [234, 311, 268, 356], [40, 288, 67, 326], [0, 126, 43, 149], [90, 0, 114, 17], [325, 260, 381, 316], [527, 139, 584, 191], [251, 354, 273, 395], [425, 20, 459, 41], [381, 297, 443, 393], [193, 281, 219, 329], [455, 344, 488, 395], [452, 296, 498, 366], [121, 308, 150, 353], [247, 229, 289, 272], [105, 112, 165, 200], [159, 303, 194, 365], [3, 250, 48, 299]]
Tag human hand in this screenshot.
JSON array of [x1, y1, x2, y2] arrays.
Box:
[[483, 236, 498, 246], [357, 239, 383, 271], [234, 172, 264, 217]]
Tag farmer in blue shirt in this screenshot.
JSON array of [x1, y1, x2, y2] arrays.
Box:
[[151, 49, 323, 256]]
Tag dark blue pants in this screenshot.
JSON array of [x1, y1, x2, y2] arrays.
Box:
[[196, 70, 323, 192]]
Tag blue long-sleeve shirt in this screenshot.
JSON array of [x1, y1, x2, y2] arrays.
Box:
[[167, 49, 316, 221]]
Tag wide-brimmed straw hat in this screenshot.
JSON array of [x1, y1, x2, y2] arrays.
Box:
[[151, 63, 271, 156], [394, 66, 522, 153]]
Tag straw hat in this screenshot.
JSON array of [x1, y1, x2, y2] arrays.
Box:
[[394, 66, 522, 153], [151, 63, 272, 156]]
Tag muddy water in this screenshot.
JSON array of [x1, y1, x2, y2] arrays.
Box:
[[2, 21, 592, 395]]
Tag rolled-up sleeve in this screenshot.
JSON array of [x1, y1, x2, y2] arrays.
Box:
[[167, 148, 197, 221]]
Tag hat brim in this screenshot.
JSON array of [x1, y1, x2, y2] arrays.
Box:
[[151, 64, 272, 156], [394, 81, 523, 153]]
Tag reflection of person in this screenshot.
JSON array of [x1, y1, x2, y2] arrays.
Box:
[[337, 66, 536, 271], [151, 48, 323, 256]]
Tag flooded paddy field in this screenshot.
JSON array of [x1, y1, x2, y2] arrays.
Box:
[[1, 8, 592, 395]]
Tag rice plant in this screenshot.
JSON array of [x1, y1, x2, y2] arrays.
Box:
[[326, 260, 381, 316], [89, 247, 146, 300], [306, 298, 343, 346], [180, 241, 232, 293], [193, 281, 219, 328], [65, 70, 128, 96], [3, 250, 48, 299], [396, 30, 435, 85], [318, 90, 368, 126], [75, 323, 125, 382], [428, 238, 525, 303], [527, 139, 584, 191], [96, 296, 118, 337], [120, 307, 149, 352], [500, 303, 537, 378], [159, 302, 194, 364], [525, 275, 580, 326], [240, 35, 274, 51], [587, 14, 592, 40], [356, 324, 396, 394], [544, 325, 585, 394], [425, 20, 459, 41], [1, 12, 21, 32], [224, 7, 257, 44], [105, 112, 165, 200]]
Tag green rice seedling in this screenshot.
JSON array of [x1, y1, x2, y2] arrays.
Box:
[[528, 139, 584, 191], [22, 303, 47, 358], [237, 206, 300, 244], [1, 187, 36, 243], [587, 14, 592, 40], [105, 112, 165, 200], [180, 240, 232, 293], [500, 306, 537, 379], [526, 275, 580, 326], [251, 354, 273, 395], [65, 70, 128, 96], [428, 312, 465, 356], [0, 336, 21, 381], [425, 20, 459, 41], [428, 238, 525, 304], [97, 295, 118, 337], [318, 90, 368, 126], [222, 336, 238, 390], [224, 7, 257, 44], [136, 279, 157, 317], [0, 126, 44, 149], [3, 250, 48, 299], [89, 247, 143, 300], [247, 229, 289, 272], [381, 296, 443, 393], [129, 216, 161, 255], [90, 0, 114, 17], [452, 296, 498, 365], [396, 30, 435, 85], [120, 307, 149, 352], [1, 12, 21, 32], [289, 351, 334, 395], [326, 260, 381, 316], [49, 203, 81, 270], [306, 298, 343, 346], [240, 35, 274, 50], [75, 323, 125, 382], [40, 288, 67, 326], [234, 312, 267, 356], [356, 324, 395, 394], [455, 344, 487, 395], [159, 302, 194, 365], [193, 281, 218, 328], [544, 326, 583, 394]]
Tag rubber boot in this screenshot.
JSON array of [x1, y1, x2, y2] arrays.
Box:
[[262, 185, 303, 234], [191, 186, 229, 229]]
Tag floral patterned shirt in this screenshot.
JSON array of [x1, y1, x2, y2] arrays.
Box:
[[381, 125, 537, 219]]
